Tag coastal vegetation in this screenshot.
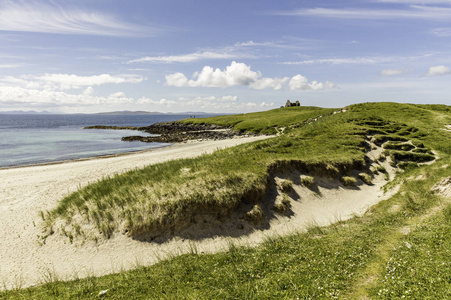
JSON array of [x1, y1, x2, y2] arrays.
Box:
[[42, 105, 367, 241], [2, 102, 450, 299]]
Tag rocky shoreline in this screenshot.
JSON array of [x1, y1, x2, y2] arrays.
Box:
[[84, 121, 256, 143]]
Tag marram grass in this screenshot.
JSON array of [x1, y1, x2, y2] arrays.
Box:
[[42, 103, 449, 241]]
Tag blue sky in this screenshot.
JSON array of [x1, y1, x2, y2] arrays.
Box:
[[0, 0, 450, 113]]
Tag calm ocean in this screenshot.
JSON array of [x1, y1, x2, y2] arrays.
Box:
[[0, 114, 203, 168]]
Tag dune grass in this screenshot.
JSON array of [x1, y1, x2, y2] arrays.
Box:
[[40, 103, 449, 242], [42, 106, 366, 241], [2, 102, 450, 298]]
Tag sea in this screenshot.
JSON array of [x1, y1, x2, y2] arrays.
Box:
[[0, 113, 208, 168]]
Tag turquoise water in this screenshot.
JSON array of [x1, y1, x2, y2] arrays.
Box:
[[0, 114, 197, 168]]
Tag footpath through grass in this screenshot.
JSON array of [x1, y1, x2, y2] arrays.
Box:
[[2, 102, 450, 299]]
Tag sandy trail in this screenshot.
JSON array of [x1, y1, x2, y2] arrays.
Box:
[[0, 136, 395, 290]]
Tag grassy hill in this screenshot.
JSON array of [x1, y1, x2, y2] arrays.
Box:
[[2, 102, 450, 299], [179, 105, 337, 134]]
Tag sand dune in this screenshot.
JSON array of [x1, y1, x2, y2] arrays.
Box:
[[0, 136, 396, 290]]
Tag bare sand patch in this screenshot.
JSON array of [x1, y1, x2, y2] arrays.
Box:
[[432, 176, 451, 198], [0, 136, 397, 290]]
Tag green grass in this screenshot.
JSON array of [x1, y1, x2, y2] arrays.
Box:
[[40, 103, 449, 241], [383, 141, 416, 151], [358, 172, 372, 185], [341, 176, 357, 186], [300, 175, 315, 189], [370, 206, 451, 299], [3, 102, 450, 298], [279, 179, 294, 192], [180, 106, 337, 134], [273, 194, 291, 214]]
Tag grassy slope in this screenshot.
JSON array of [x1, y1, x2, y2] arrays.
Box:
[[180, 106, 337, 134], [2, 102, 451, 299]]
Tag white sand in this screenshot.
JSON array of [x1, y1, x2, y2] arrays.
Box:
[[0, 136, 396, 290]]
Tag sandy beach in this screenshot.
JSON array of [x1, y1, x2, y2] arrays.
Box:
[[0, 136, 395, 290]]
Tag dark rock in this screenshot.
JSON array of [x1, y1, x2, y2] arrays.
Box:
[[86, 121, 258, 143]]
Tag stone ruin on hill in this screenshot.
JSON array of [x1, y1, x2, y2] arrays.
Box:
[[283, 100, 300, 108]]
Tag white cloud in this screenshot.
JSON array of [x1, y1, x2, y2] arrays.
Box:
[[191, 62, 260, 87], [427, 65, 450, 76], [281, 5, 451, 20], [178, 95, 239, 103], [0, 84, 180, 110], [129, 51, 241, 63], [1, 73, 145, 90], [82, 86, 94, 96], [36, 73, 145, 90], [219, 95, 238, 102], [0, 82, 274, 112], [0, 64, 18, 68], [128, 41, 265, 64], [166, 62, 260, 88], [173, 95, 273, 110], [283, 57, 386, 65], [381, 68, 411, 76], [0, 85, 133, 106], [128, 37, 316, 65], [288, 75, 308, 90], [430, 28, 451, 37], [0, 1, 150, 36], [250, 77, 290, 90], [1, 75, 42, 89], [289, 75, 336, 90], [282, 54, 433, 66], [106, 92, 134, 104], [164, 73, 189, 87], [136, 97, 176, 106], [165, 61, 335, 91], [234, 40, 304, 50]]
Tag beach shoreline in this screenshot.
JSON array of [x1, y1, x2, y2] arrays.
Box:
[[0, 136, 272, 290], [0, 143, 172, 171]]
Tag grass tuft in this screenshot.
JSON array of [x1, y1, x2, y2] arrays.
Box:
[[273, 194, 291, 214], [341, 176, 357, 186], [358, 173, 372, 185], [245, 204, 264, 223], [300, 175, 315, 189], [279, 179, 294, 193]]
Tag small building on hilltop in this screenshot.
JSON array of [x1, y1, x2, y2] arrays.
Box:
[[284, 100, 300, 107]]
